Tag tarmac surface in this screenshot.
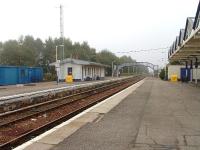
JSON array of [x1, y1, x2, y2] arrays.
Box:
[[17, 78, 200, 150]]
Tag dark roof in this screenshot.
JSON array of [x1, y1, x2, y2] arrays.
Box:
[[193, 0, 200, 29], [184, 17, 195, 40], [51, 58, 109, 67]]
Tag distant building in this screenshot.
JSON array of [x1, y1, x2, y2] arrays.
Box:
[[51, 58, 108, 81]]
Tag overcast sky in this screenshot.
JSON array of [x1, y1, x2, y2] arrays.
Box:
[[0, 0, 199, 67]]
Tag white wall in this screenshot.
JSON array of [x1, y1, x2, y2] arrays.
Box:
[[60, 63, 105, 80], [168, 65, 200, 81], [60, 63, 82, 80], [192, 68, 200, 80], [167, 65, 184, 80], [100, 67, 105, 77], [82, 66, 105, 80]]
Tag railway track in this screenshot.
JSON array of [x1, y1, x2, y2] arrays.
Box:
[[0, 78, 121, 113], [0, 78, 128, 127], [0, 76, 144, 150]]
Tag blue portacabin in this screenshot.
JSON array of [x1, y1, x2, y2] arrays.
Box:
[[0, 66, 43, 85]]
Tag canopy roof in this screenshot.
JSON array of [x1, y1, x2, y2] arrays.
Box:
[[168, 1, 200, 62]]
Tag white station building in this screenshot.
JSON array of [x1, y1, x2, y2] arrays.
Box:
[[51, 58, 108, 81]]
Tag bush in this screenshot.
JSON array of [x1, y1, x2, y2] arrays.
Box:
[[159, 68, 165, 80], [44, 73, 56, 81]]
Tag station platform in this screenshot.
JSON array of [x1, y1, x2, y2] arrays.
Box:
[[0, 77, 118, 98], [15, 78, 200, 150]]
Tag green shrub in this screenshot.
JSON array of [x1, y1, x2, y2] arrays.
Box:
[[159, 68, 165, 80], [44, 73, 56, 81]]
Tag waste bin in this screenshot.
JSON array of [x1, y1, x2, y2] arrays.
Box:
[[65, 75, 73, 83], [170, 74, 178, 82]]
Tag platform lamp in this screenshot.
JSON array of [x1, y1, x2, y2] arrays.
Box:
[[55, 46, 61, 84], [195, 57, 198, 68], [185, 60, 188, 82], [191, 59, 194, 82], [189, 55, 198, 84], [194, 57, 198, 85], [112, 61, 115, 77]]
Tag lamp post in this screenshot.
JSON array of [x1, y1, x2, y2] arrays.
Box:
[[56, 46, 58, 61], [55, 45, 62, 84], [112, 61, 115, 77]]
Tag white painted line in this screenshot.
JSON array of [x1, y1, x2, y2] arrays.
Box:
[[14, 78, 144, 150]]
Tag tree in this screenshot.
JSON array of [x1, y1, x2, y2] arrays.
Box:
[[96, 50, 118, 65], [42, 37, 55, 73], [0, 35, 139, 77], [63, 38, 73, 59], [119, 55, 135, 64], [34, 38, 44, 66], [96, 50, 119, 75], [159, 68, 165, 80], [1, 40, 21, 65], [22, 36, 38, 66], [0, 42, 3, 50]]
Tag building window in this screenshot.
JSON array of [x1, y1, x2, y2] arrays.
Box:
[[68, 67, 72, 75]]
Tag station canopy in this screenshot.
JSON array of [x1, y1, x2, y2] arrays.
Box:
[[168, 1, 200, 62]]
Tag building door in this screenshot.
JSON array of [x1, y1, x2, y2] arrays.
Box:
[[181, 68, 190, 81], [68, 67, 72, 75], [19, 68, 28, 84], [28, 68, 33, 82]]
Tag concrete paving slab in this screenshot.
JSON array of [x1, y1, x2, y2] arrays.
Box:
[[178, 146, 200, 150], [186, 135, 200, 146], [23, 142, 54, 150], [135, 79, 200, 149], [73, 112, 99, 123], [37, 121, 86, 145]]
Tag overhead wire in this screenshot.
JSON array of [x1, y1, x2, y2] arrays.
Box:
[[117, 47, 170, 53]]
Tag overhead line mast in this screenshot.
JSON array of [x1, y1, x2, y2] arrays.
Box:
[[60, 4, 64, 60], [55, 4, 64, 83]]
